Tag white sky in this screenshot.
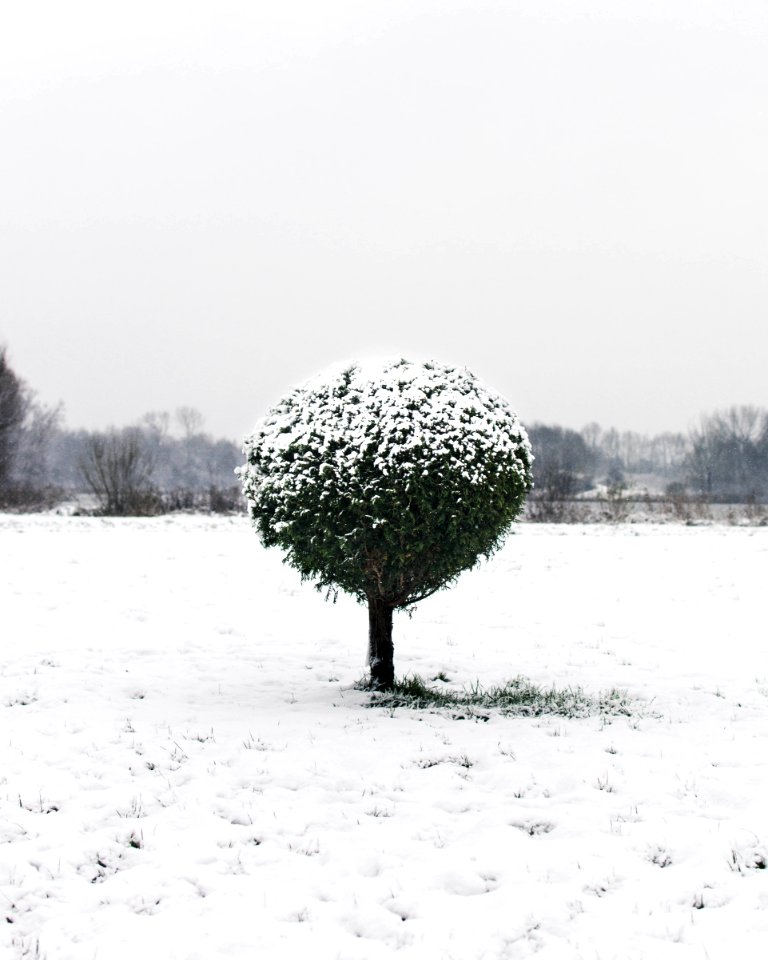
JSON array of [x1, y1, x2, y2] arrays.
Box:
[[1, 0, 766, 440]]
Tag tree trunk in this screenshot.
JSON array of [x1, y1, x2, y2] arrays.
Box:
[[367, 597, 394, 691]]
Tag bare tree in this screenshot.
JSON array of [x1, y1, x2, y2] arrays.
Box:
[[526, 423, 596, 521], [142, 410, 171, 438], [687, 406, 768, 499], [175, 406, 204, 439], [11, 396, 62, 488], [79, 428, 159, 515], [581, 422, 602, 455], [648, 432, 688, 476]]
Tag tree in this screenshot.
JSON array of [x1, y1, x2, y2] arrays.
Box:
[[175, 406, 204, 439], [238, 359, 533, 690], [0, 348, 63, 504], [526, 424, 596, 500], [687, 406, 768, 499], [79, 427, 158, 515], [11, 394, 61, 489], [0, 347, 25, 490]]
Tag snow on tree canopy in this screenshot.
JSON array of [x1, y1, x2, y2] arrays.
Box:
[[238, 358, 533, 607]]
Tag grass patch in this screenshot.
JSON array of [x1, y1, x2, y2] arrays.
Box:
[[364, 673, 635, 719]]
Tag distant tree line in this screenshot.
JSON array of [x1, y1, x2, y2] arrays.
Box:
[[2, 346, 766, 515], [527, 406, 768, 516], [1, 347, 241, 514]]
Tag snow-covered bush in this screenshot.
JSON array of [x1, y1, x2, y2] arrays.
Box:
[[239, 358, 533, 689]]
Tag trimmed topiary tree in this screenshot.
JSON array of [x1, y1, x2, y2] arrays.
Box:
[[238, 358, 533, 690]]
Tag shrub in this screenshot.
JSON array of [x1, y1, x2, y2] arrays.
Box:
[[238, 358, 533, 689], [0, 483, 63, 513]]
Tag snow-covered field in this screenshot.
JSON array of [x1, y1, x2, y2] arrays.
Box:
[[2, 516, 767, 960]]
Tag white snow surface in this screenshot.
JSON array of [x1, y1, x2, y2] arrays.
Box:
[[2, 515, 767, 959]]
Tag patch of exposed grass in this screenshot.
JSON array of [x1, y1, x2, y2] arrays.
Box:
[[364, 673, 635, 719]]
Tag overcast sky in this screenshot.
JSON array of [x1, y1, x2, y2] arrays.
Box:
[[2, 0, 766, 440]]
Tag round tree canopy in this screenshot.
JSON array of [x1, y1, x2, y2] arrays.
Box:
[[239, 358, 533, 606]]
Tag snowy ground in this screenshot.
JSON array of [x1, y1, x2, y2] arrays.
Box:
[[2, 516, 767, 960]]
